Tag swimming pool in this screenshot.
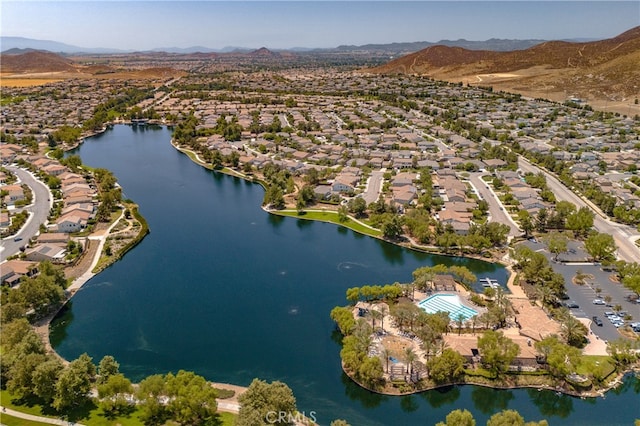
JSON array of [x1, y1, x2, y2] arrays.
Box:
[[418, 293, 478, 321]]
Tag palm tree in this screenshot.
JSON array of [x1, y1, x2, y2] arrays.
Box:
[[378, 304, 388, 332], [456, 314, 465, 336], [381, 348, 392, 373], [561, 314, 586, 347], [370, 309, 383, 331], [404, 347, 417, 375], [535, 285, 556, 306], [470, 315, 479, 335]]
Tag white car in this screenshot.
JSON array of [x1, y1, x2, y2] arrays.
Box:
[[593, 299, 605, 305]]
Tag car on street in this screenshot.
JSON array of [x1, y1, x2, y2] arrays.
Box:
[[564, 301, 579, 309], [13, 237, 22, 242], [593, 299, 605, 305], [592, 316, 603, 326]]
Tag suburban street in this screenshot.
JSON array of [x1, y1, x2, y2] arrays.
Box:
[[0, 166, 52, 261], [362, 170, 384, 205], [518, 157, 640, 263], [468, 172, 522, 237]]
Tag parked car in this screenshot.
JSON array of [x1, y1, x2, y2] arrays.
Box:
[[592, 316, 603, 326], [564, 301, 579, 309], [593, 299, 605, 305]]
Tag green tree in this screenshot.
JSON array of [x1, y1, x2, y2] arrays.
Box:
[[53, 354, 96, 410], [436, 409, 476, 426], [560, 314, 588, 347], [487, 409, 525, 426], [477, 330, 520, 376], [517, 210, 534, 237], [358, 356, 384, 387], [545, 232, 568, 261], [381, 215, 404, 240], [427, 348, 465, 384], [330, 306, 356, 335], [584, 232, 616, 262], [136, 374, 169, 425], [7, 352, 47, 398], [97, 355, 120, 385], [237, 379, 297, 426], [348, 197, 367, 217], [566, 207, 594, 237], [165, 370, 218, 424], [98, 373, 134, 416], [32, 358, 64, 403]]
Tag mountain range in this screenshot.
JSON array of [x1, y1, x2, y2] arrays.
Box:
[[369, 26, 640, 110], [1, 35, 570, 55]]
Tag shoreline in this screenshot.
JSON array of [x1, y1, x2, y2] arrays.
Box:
[[24, 129, 249, 414], [50, 126, 635, 404], [341, 362, 640, 399], [170, 138, 511, 267]]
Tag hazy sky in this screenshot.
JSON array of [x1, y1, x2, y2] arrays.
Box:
[[2, 1, 639, 50]]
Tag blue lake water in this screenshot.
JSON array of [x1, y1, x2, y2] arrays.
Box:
[[51, 125, 639, 425]]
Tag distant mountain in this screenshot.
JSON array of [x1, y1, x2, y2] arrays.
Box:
[[0, 36, 126, 54], [2, 35, 554, 56], [335, 38, 547, 54], [0, 50, 79, 73], [368, 26, 640, 105]]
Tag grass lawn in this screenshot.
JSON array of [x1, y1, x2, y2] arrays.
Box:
[[275, 210, 382, 237], [1, 390, 236, 426], [0, 413, 51, 426], [576, 355, 616, 379]]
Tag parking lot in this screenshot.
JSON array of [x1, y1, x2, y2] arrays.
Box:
[[520, 239, 640, 342]]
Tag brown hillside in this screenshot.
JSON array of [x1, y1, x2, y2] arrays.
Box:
[[0, 50, 79, 73], [368, 26, 640, 112]]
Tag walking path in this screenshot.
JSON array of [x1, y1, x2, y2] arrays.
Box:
[[0, 407, 85, 426]]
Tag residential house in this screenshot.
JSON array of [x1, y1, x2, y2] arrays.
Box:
[[1, 260, 39, 286], [25, 243, 67, 263]]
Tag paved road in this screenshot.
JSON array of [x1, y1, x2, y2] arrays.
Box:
[[468, 172, 521, 237], [522, 240, 640, 342], [1, 166, 52, 261], [362, 170, 384, 205], [518, 157, 640, 264]]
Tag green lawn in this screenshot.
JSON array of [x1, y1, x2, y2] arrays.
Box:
[[0, 412, 51, 426], [275, 210, 382, 237], [576, 355, 616, 379], [0, 390, 236, 426]]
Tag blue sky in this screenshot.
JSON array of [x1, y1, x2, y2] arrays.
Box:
[[2, 1, 639, 50]]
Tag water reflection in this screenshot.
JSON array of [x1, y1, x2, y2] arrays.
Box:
[[400, 395, 420, 413], [378, 240, 405, 265], [296, 217, 313, 229], [471, 387, 514, 414], [49, 301, 74, 347], [341, 372, 387, 408], [267, 214, 285, 228], [526, 388, 574, 418], [419, 385, 461, 408]]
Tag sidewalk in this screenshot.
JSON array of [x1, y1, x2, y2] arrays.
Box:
[[0, 407, 85, 426]]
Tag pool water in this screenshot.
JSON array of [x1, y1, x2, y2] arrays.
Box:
[[418, 293, 478, 321]]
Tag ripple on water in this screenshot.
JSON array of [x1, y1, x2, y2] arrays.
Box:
[[337, 261, 368, 272]]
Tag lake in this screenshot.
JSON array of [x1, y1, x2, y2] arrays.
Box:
[[52, 125, 639, 425]]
